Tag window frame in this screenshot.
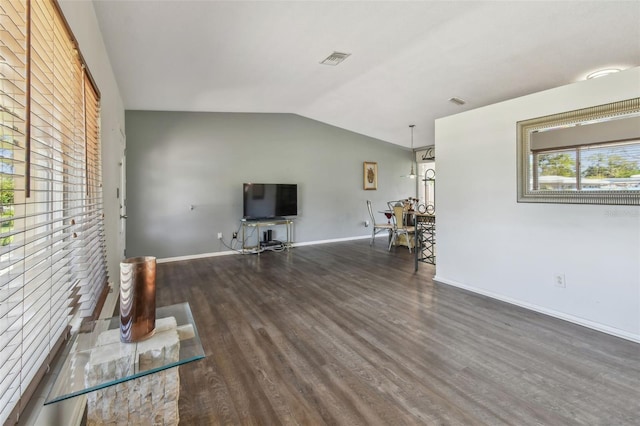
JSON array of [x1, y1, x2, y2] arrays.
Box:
[[516, 97, 640, 205]]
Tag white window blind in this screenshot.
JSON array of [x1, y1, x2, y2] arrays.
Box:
[[0, 0, 108, 424], [530, 115, 640, 151], [0, 0, 28, 422], [74, 73, 106, 318]]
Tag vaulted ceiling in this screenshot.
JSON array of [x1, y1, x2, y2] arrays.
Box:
[[91, 0, 640, 148]]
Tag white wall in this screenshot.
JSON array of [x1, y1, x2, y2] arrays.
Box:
[[60, 0, 125, 283], [435, 67, 640, 342]]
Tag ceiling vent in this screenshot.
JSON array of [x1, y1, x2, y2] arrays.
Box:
[[449, 97, 466, 106], [320, 52, 351, 66]]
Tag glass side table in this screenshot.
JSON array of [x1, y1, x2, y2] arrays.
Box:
[[45, 302, 205, 425]]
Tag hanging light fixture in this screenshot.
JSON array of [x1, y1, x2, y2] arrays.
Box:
[[408, 124, 416, 179]]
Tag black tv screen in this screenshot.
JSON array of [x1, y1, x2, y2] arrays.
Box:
[[243, 183, 297, 219]]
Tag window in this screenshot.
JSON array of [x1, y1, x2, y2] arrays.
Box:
[[417, 161, 435, 213], [534, 141, 640, 191], [416, 147, 435, 214], [517, 98, 640, 205], [0, 1, 107, 423]]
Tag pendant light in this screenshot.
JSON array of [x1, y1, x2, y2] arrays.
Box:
[[408, 124, 416, 179]]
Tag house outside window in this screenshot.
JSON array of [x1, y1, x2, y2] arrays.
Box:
[[533, 140, 640, 191]]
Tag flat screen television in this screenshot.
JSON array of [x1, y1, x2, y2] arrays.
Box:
[[243, 183, 298, 219]]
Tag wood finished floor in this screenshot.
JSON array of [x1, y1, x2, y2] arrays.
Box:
[[156, 240, 640, 425]]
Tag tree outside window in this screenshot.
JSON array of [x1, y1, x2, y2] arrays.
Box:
[[535, 140, 640, 191]]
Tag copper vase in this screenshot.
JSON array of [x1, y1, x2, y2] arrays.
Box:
[[120, 256, 156, 343]]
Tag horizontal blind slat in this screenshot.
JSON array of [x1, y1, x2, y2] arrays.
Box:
[[1, 1, 106, 424]]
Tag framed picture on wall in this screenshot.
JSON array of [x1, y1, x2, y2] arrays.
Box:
[[363, 161, 377, 190]]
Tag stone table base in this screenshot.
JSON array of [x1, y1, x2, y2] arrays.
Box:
[[84, 317, 181, 425]]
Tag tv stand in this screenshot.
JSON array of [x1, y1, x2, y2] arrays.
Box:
[[241, 218, 293, 253]]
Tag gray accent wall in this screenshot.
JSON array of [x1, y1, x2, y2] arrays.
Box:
[[125, 111, 415, 258]]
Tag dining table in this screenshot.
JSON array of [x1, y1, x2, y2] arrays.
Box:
[[380, 208, 416, 250], [380, 209, 415, 226], [380, 206, 435, 267], [379, 210, 393, 224]]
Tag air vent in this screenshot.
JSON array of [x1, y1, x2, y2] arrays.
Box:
[[320, 51, 351, 66], [449, 97, 466, 106]]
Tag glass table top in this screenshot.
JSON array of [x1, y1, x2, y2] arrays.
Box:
[[45, 302, 205, 405]]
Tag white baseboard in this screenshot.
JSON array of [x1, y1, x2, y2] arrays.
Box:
[[157, 250, 236, 263], [433, 275, 640, 344], [157, 235, 371, 263], [292, 235, 370, 247]]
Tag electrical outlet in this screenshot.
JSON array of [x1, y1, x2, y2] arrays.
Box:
[[364, 220, 370, 227], [217, 232, 223, 239], [554, 273, 566, 288], [232, 232, 238, 239]]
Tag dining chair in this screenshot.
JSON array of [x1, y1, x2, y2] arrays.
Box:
[[366, 200, 393, 246], [387, 201, 415, 253]]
